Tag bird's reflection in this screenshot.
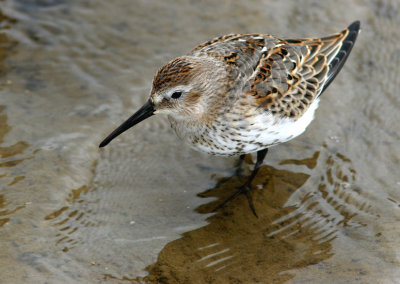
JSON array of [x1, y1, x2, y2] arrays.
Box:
[[138, 149, 373, 283]]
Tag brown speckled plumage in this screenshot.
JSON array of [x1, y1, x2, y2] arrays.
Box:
[[107, 22, 357, 150], [101, 22, 360, 156], [150, 22, 359, 156], [99, 21, 360, 215]]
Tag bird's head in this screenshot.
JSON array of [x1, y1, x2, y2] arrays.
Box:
[[99, 56, 226, 147]]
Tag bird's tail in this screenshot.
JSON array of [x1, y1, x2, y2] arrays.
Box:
[[320, 21, 361, 94]]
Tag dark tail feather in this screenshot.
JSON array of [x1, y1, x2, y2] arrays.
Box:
[[321, 21, 360, 94]]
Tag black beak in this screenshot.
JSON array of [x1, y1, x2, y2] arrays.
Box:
[[99, 100, 155, 148]]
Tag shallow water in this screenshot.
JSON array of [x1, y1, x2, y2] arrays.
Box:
[[1, 0, 400, 283]]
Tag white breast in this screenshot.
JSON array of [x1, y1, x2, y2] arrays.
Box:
[[255, 98, 320, 146], [170, 99, 320, 156]]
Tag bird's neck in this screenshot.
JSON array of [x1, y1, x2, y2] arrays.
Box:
[[168, 114, 207, 141]]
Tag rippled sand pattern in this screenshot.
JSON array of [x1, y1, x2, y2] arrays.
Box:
[[1, 0, 400, 283], [141, 149, 381, 283], [0, 106, 29, 227]]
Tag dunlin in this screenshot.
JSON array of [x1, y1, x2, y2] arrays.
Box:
[[100, 21, 360, 216]]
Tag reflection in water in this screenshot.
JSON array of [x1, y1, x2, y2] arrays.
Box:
[[0, 2, 18, 80], [279, 151, 320, 169], [0, 141, 29, 158], [0, 106, 29, 227], [0, 194, 25, 227], [128, 149, 375, 283], [0, 0, 398, 281], [44, 185, 91, 252], [0, 106, 10, 141], [0, 3, 25, 228], [44, 184, 102, 252], [44, 162, 102, 253]]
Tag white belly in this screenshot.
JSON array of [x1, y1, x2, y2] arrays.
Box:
[[171, 99, 320, 156], [255, 99, 320, 146]]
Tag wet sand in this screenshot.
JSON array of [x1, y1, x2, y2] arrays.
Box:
[[1, 0, 400, 283]]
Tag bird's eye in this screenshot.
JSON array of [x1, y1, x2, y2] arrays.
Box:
[[171, 91, 182, 99]]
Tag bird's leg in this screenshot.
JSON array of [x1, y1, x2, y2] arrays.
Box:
[[214, 148, 268, 217], [240, 148, 268, 217], [244, 149, 268, 189], [234, 154, 246, 177]]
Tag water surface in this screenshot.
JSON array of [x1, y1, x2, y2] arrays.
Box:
[[1, 0, 400, 283]]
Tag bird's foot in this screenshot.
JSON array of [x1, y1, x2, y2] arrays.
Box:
[[213, 183, 258, 217]]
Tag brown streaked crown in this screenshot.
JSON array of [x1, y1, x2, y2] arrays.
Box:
[[152, 57, 196, 94]]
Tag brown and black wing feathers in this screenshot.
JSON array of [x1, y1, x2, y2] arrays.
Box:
[[245, 21, 360, 119], [321, 21, 360, 93]]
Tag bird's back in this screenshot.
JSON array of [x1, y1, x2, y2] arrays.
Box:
[[190, 21, 360, 119], [173, 22, 360, 155]]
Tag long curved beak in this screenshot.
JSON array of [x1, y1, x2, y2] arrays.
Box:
[[99, 100, 155, 148]]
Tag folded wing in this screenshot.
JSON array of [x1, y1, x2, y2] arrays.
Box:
[[245, 21, 360, 119]]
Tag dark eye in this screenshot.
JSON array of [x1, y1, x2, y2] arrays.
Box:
[[171, 91, 182, 99]]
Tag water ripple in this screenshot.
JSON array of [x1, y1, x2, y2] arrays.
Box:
[[141, 147, 380, 283]]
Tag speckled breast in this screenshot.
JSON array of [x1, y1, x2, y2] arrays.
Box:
[[169, 99, 319, 156]]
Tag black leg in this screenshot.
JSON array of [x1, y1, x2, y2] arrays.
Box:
[[245, 149, 268, 188], [241, 148, 268, 216], [234, 154, 246, 177], [214, 148, 269, 217]]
